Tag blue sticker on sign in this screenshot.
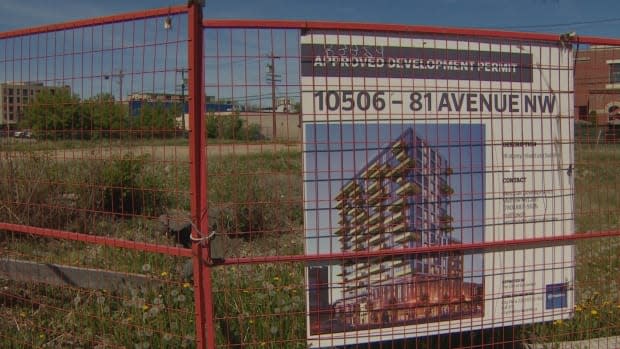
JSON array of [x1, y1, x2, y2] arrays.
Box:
[[546, 283, 568, 309]]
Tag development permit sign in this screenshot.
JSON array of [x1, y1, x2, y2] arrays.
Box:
[[302, 31, 574, 347]]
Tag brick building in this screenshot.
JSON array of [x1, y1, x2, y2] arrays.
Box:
[[575, 46, 620, 125]]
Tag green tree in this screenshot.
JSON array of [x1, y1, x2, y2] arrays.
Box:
[[206, 112, 262, 140], [83, 93, 128, 139], [21, 89, 83, 139], [292, 101, 301, 113], [99, 153, 168, 216], [131, 102, 179, 138], [206, 112, 242, 139]]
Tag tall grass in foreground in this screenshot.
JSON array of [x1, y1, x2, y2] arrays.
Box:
[[0, 149, 305, 348], [211, 234, 307, 348], [523, 144, 620, 345], [207, 150, 307, 347], [2, 144, 619, 347], [0, 277, 196, 348]]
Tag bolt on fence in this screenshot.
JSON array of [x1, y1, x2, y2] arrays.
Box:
[[1, 4, 620, 349]]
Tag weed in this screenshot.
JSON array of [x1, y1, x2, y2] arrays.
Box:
[[0, 277, 195, 348], [523, 144, 620, 345], [0, 151, 75, 229], [207, 151, 302, 238], [3, 143, 617, 348], [99, 153, 169, 217], [206, 112, 264, 141]]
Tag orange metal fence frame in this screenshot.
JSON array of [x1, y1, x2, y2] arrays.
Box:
[[0, 4, 619, 349]]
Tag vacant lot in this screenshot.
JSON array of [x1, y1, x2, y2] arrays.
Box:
[[0, 142, 618, 348], [1, 139, 301, 161]]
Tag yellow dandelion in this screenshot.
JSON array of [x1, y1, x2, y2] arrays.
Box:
[[273, 276, 281, 282], [142, 304, 149, 311], [591, 309, 598, 316], [575, 305, 583, 312], [161, 271, 169, 277], [553, 319, 564, 326], [249, 319, 254, 324], [183, 282, 191, 289], [39, 334, 45, 339], [242, 290, 250, 294]]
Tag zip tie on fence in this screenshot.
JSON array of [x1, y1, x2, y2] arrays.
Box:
[[189, 222, 216, 245]]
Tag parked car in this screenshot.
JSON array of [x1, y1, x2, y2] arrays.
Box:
[[13, 130, 32, 138]]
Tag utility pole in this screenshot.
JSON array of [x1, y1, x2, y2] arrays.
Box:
[[265, 52, 280, 140], [104, 69, 127, 120], [176, 68, 188, 132], [104, 69, 125, 103]]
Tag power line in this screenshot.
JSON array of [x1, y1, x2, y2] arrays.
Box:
[[493, 17, 620, 31], [205, 57, 261, 67]]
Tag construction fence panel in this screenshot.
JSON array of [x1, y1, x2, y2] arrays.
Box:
[[0, 6, 202, 348], [1, 7, 620, 349], [203, 21, 620, 349]]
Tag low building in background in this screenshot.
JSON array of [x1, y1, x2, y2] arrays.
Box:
[[0, 81, 69, 128], [575, 46, 620, 126]]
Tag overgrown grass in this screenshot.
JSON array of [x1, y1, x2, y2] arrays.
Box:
[[211, 232, 306, 348], [0, 272, 196, 348], [2, 142, 618, 348], [574, 144, 620, 232], [524, 285, 620, 346], [207, 151, 303, 238], [0, 136, 189, 152], [0, 231, 307, 348], [523, 143, 620, 346], [574, 144, 620, 304], [0, 151, 178, 232], [0, 147, 304, 348], [0, 131, 282, 153]]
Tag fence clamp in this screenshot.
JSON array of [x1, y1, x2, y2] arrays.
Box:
[[559, 31, 577, 48], [190, 224, 225, 262], [190, 223, 215, 245]]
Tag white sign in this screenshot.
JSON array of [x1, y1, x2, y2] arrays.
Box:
[[302, 32, 574, 348]]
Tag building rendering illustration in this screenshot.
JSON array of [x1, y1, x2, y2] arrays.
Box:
[[329, 128, 483, 332]]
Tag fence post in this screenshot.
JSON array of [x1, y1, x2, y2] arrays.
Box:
[[187, 1, 215, 349]]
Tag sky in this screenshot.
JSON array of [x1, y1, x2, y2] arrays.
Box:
[[0, 0, 620, 38], [1, 0, 617, 104]]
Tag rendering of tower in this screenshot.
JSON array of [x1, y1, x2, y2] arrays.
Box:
[[333, 128, 479, 327]]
